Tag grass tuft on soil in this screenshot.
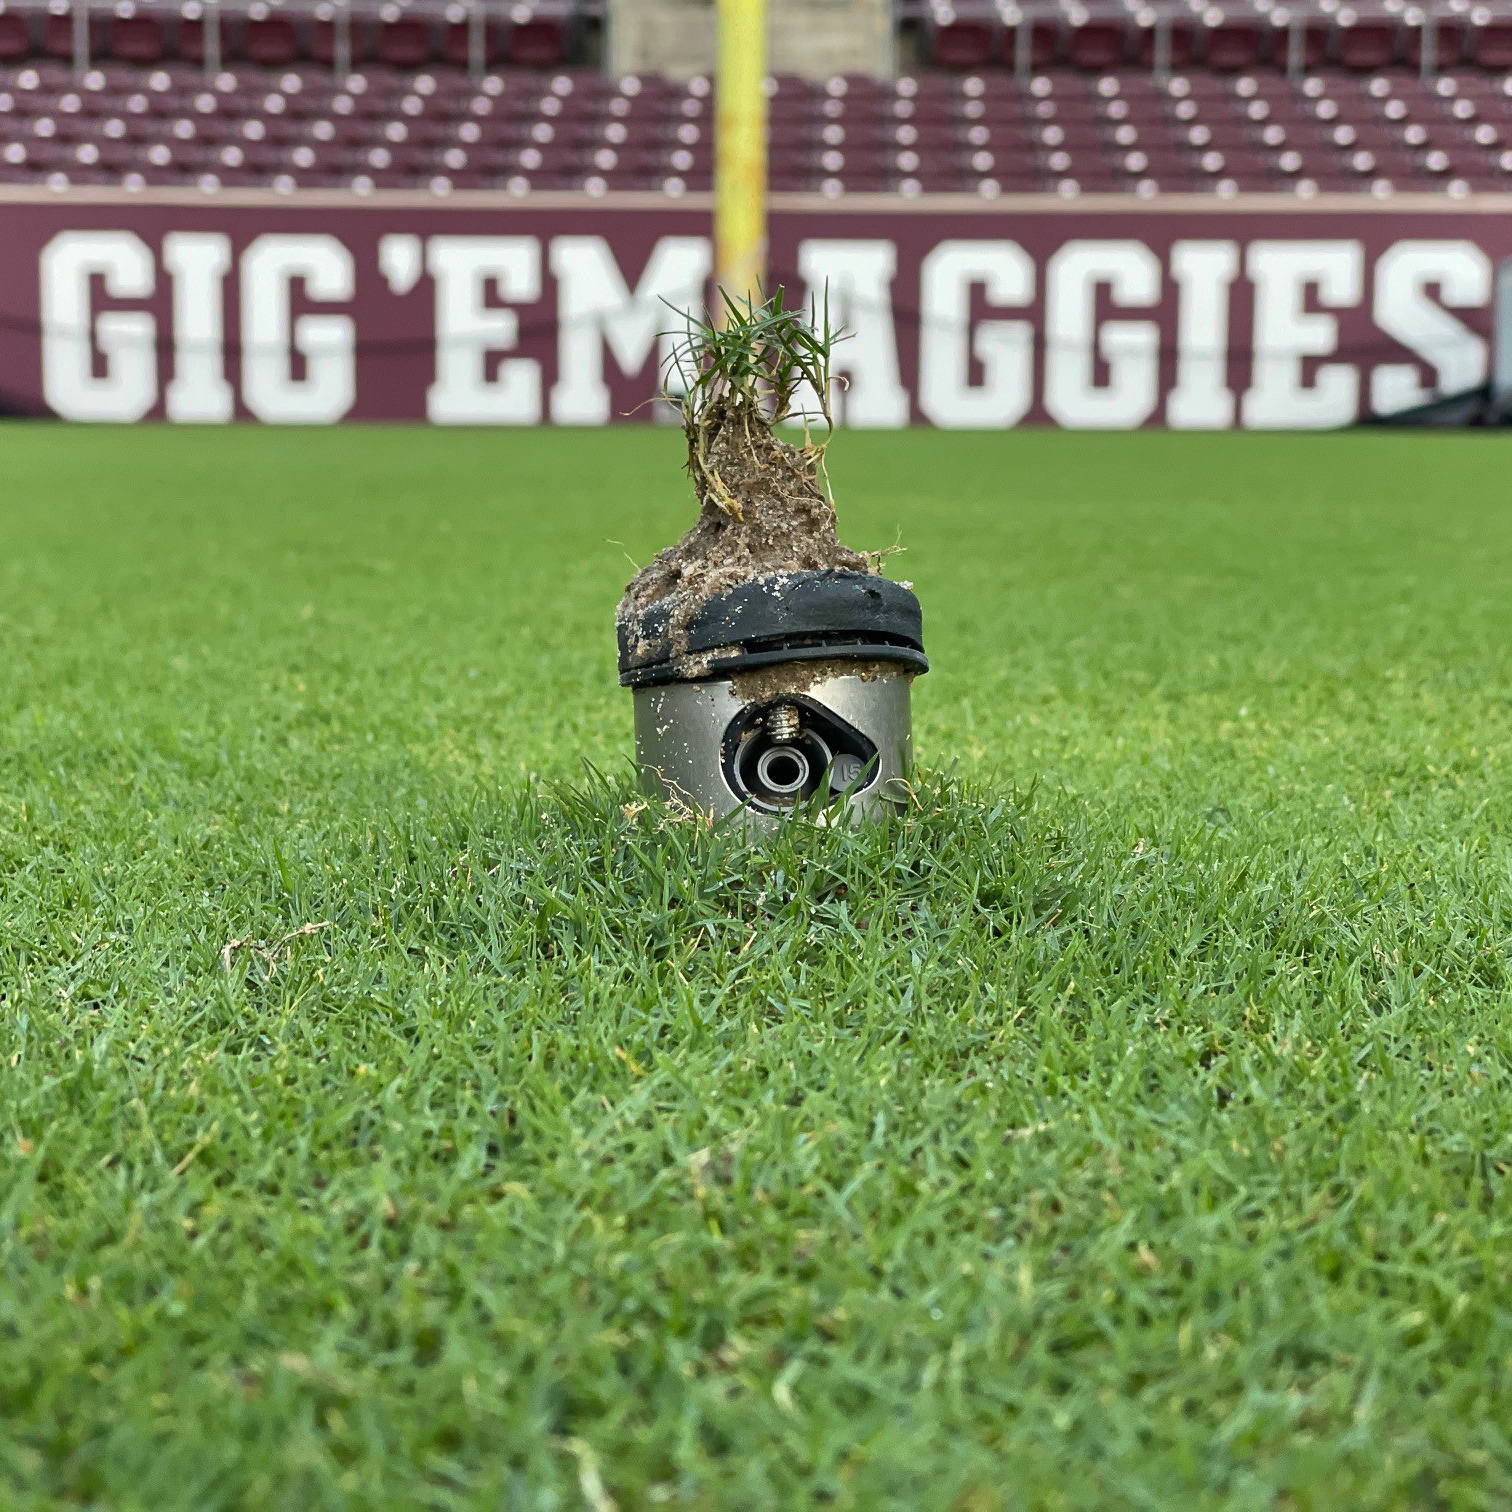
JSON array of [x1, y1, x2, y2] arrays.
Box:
[[3, 425, 1512, 1510], [619, 291, 874, 656]]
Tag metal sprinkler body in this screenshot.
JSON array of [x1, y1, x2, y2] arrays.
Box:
[[617, 569, 927, 827]]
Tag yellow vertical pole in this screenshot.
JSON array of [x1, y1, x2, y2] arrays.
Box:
[[714, 0, 768, 312]]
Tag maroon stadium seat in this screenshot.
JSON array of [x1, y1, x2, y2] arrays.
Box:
[[1137, 21, 1198, 68], [1472, 21, 1512, 70], [1437, 22, 1468, 67], [310, 18, 375, 65], [1069, 22, 1127, 72], [43, 13, 107, 60], [109, 15, 167, 64], [1272, 20, 1330, 70], [41, 14, 69, 58], [175, 17, 206, 62], [307, 20, 333, 64], [1004, 19, 1058, 69], [1337, 22, 1396, 71], [1205, 22, 1266, 70], [1404, 20, 1464, 68], [376, 18, 433, 67], [0, 12, 31, 59], [443, 19, 506, 66], [242, 17, 299, 65], [931, 19, 996, 70], [509, 18, 567, 66]]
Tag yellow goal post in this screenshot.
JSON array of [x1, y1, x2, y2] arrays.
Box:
[[714, 0, 769, 314]]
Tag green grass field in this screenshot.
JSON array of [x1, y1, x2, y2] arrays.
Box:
[[3, 424, 1512, 1511]]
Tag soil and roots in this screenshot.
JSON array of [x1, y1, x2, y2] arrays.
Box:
[[618, 391, 870, 640], [618, 291, 902, 674]]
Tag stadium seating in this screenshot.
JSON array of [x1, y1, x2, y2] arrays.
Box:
[[0, 0, 590, 71], [1, 0, 1510, 194], [909, 0, 1512, 79], [2, 60, 1511, 195]]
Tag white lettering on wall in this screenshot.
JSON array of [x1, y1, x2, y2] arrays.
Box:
[[549, 235, 710, 424], [797, 239, 910, 428], [917, 240, 1036, 429], [26, 226, 1505, 432], [240, 233, 356, 424], [426, 236, 542, 424], [1242, 240, 1363, 428], [1167, 240, 1239, 430], [1044, 239, 1161, 429], [1370, 240, 1490, 415], [40, 230, 157, 422], [378, 233, 424, 296], [163, 232, 233, 423]]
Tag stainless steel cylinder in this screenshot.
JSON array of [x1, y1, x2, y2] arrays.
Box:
[[617, 569, 927, 829], [632, 665, 916, 826]]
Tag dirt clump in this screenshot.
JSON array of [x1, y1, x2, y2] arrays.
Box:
[[617, 392, 872, 662]]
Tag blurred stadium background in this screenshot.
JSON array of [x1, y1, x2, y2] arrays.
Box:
[[1, 0, 1511, 426]]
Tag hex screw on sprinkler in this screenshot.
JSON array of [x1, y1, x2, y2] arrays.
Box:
[[766, 704, 801, 744]]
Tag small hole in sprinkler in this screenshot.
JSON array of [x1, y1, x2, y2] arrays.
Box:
[[756, 746, 810, 795]]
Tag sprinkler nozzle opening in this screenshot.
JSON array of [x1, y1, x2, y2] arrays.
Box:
[[619, 571, 927, 826], [755, 744, 812, 796]]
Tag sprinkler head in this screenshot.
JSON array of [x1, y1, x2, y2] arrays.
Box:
[[617, 569, 927, 827]]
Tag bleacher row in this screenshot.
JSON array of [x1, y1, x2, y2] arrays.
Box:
[[915, 9, 1512, 75], [0, 1, 588, 69], [4, 61, 1512, 194], [1, 0, 1511, 195], [2, 0, 1510, 74]]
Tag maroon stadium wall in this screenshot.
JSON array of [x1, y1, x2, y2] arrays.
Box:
[[1, 191, 1509, 428]]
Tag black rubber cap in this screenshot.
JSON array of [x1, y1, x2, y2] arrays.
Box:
[[618, 569, 928, 688]]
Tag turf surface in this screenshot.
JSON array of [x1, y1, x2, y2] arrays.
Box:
[[3, 424, 1511, 1511]]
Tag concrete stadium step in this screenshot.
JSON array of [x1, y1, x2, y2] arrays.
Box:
[[607, 0, 893, 79]]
